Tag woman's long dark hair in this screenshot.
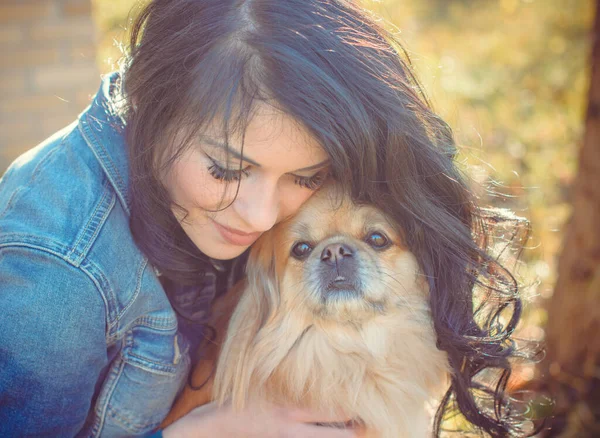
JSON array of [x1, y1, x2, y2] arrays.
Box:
[[121, 0, 531, 435]]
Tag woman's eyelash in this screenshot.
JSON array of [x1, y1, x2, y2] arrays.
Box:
[[294, 171, 328, 190], [206, 156, 250, 182]]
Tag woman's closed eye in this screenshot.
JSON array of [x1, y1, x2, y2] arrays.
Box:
[[205, 153, 328, 190], [206, 154, 250, 182], [293, 170, 328, 190]]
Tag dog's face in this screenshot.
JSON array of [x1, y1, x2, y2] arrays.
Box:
[[250, 184, 428, 324], [215, 184, 448, 432]]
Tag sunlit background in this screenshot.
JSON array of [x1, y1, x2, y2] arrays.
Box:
[[0, 0, 595, 423]]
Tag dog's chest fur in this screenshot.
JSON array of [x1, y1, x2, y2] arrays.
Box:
[[252, 314, 449, 438]]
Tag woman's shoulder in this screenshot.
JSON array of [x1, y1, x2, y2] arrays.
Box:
[[0, 119, 118, 257], [0, 114, 164, 321], [0, 73, 132, 257]]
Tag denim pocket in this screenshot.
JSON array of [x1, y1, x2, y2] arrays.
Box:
[[93, 324, 191, 436], [124, 323, 188, 377]]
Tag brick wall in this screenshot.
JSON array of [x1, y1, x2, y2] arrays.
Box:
[[0, 0, 99, 173]]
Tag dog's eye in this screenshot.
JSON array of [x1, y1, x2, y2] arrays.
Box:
[[365, 232, 390, 250], [291, 242, 313, 259]]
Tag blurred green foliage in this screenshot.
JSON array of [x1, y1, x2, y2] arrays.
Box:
[[92, 0, 594, 351]]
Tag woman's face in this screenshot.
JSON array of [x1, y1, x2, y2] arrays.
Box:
[[163, 104, 330, 260]]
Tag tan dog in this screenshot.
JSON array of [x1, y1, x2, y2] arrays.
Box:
[[163, 185, 449, 437]]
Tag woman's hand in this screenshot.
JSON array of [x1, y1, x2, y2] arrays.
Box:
[[162, 401, 366, 438]]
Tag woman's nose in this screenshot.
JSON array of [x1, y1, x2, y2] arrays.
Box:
[[235, 179, 280, 233]]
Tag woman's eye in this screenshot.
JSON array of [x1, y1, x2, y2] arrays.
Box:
[[291, 242, 313, 259], [294, 171, 328, 191], [365, 232, 390, 250], [206, 155, 250, 182]]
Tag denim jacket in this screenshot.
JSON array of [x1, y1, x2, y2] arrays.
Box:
[[0, 74, 218, 436]]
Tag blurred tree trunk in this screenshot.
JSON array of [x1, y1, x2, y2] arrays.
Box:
[[541, 2, 600, 436]]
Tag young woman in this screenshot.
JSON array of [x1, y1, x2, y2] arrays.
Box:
[[0, 0, 526, 436]]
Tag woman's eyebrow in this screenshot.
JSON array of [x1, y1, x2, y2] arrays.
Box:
[[202, 137, 330, 173], [202, 138, 261, 166], [294, 159, 330, 172]]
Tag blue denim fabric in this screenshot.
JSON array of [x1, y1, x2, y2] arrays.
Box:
[[0, 74, 192, 436]]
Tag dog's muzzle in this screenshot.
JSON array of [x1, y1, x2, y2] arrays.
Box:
[[318, 242, 360, 295]]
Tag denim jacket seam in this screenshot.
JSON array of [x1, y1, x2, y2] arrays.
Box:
[[132, 316, 178, 330], [0, 239, 119, 333], [114, 315, 179, 348], [125, 334, 190, 372], [105, 405, 160, 435], [91, 353, 127, 437], [123, 354, 181, 376], [78, 117, 129, 214], [122, 329, 181, 376], [0, 244, 112, 344], [0, 186, 24, 219], [115, 257, 148, 322], [0, 239, 78, 264], [66, 184, 116, 267], [80, 257, 119, 333]]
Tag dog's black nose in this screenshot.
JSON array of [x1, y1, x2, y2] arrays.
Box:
[[318, 242, 359, 295], [320, 243, 354, 265]]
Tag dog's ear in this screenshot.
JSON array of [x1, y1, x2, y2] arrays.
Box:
[[213, 230, 281, 408], [246, 231, 282, 317]]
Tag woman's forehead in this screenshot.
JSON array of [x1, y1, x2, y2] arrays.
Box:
[[201, 103, 328, 170]]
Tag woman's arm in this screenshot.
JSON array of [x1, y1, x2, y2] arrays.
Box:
[[0, 246, 108, 436], [162, 402, 365, 438]]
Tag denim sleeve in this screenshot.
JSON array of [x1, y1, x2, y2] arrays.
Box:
[[0, 246, 108, 437]]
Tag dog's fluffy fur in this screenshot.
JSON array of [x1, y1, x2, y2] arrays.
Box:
[[164, 186, 449, 437]]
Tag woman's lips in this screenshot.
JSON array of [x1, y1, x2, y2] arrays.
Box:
[[212, 220, 262, 246]]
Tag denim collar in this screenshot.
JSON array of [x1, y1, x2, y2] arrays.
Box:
[[78, 72, 131, 214]]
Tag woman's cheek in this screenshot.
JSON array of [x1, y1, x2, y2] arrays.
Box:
[[199, 178, 239, 211], [173, 156, 235, 212]]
